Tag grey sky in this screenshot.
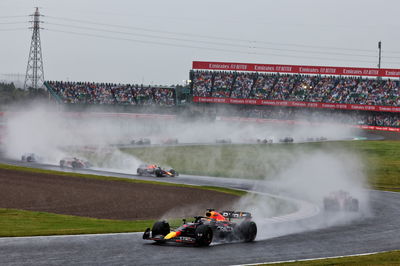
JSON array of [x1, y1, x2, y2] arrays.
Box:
[[1, 0, 400, 86]]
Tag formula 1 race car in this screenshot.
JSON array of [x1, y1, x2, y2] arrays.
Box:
[[131, 138, 151, 145], [323, 190, 359, 212], [257, 138, 273, 144], [21, 153, 41, 162], [216, 138, 232, 144], [161, 138, 179, 145], [59, 157, 91, 169], [136, 164, 178, 177], [143, 209, 257, 246], [279, 137, 294, 143]]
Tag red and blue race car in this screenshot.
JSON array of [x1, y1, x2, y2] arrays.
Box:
[[143, 209, 257, 246], [136, 164, 178, 177]]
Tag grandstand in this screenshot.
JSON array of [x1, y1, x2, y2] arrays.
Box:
[[45, 81, 177, 106], [40, 61, 400, 131], [190, 61, 400, 130]]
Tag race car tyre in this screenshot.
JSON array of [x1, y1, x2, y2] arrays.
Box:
[[71, 161, 78, 169], [137, 168, 143, 175], [345, 198, 359, 212], [324, 198, 340, 211], [169, 169, 178, 177], [238, 221, 257, 242], [151, 221, 170, 239], [21, 156, 25, 161], [155, 169, 163, 177], [59, 160, 65, 168], [351, 198, 359, 212], [195, 224, 213, 247]]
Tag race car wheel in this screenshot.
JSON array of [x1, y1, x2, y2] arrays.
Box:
[[59, 160, 65, 168], [137, 169, 143, 176], [351, 199, 359, 212], [195, 224, 213, 246], [71, 161, 78, 168], [155, 169, 163, 177], [169, 169, 177, 177], [346, 198, 359, 212], [151, 221, 170, 238], [238, 221, 257, 242], [324, 198, 340, 211]]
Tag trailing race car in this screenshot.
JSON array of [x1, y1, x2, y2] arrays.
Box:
[[143, 209, 257, 246], [131, 138, 151, 145], [136, 164, 178, 177], [216, 138, 232, 144], [21, 153, 41, 162], [161, 138, 179, 145], [323, 190, 359, 212], [59, 157, 91, 169], [279, 137, 294, 143], [257, 138, 273, 144]]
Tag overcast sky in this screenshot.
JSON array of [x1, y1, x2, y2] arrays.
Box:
[[1, 0, 400, 86]]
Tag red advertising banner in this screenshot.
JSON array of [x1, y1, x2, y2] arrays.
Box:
[[192, 96, 400, 113], [217, 116, 400, 132], [193, 61, 400, 78]]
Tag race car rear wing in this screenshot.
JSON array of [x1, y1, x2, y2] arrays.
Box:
[[220, 210, 252, 220]]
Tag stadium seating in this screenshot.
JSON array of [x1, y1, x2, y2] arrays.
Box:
[[46, 81, 176, 106], [217, 107, 400, 128], [191, 71, 400, 106]]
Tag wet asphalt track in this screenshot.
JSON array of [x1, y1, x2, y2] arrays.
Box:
[[0, 159, 400, 265]]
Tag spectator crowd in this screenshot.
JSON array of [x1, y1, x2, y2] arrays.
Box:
[[47, 81, 176, 106], [44, 71, 400, 129], [191, 71, 400, 107], [217, 107, 400, 128]]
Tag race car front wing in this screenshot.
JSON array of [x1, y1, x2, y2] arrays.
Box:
[[143, 228, 197, 244]]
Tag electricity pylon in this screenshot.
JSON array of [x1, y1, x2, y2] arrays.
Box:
[[24, 7, 45, 90]]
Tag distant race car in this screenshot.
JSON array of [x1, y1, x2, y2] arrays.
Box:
[[131, 138, 151, 145], [59, 157, 91, 169], [21, 153, 41, 162], [279, 137, 294, 143], [323, 190, 359, 212], [136, 164, 178, 177], [307, 136, 328, 142], [161, 138, 179, 145], [257, 138, 273, 144], [143, 209, 257, 246], [216, 138, 232, 144]]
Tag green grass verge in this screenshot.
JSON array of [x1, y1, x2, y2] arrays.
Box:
[[347, 141, 400, 192], [121, 140, 400, 191], [265, 250, 400, 265], [0, 208, 186, 237], [0, 163, 246, 237], [0, 163, 246, 197]]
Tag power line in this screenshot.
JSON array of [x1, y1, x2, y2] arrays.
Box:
[[45, 28, 379, 64], [0, 28, 27, 31], [0, 15, 27, 19], [0, 21, 27, 25], [46, 15, 382, 54], [45, 22, 378, 59]]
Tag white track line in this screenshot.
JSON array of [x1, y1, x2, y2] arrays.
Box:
[[231, 251, 392, 266]]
